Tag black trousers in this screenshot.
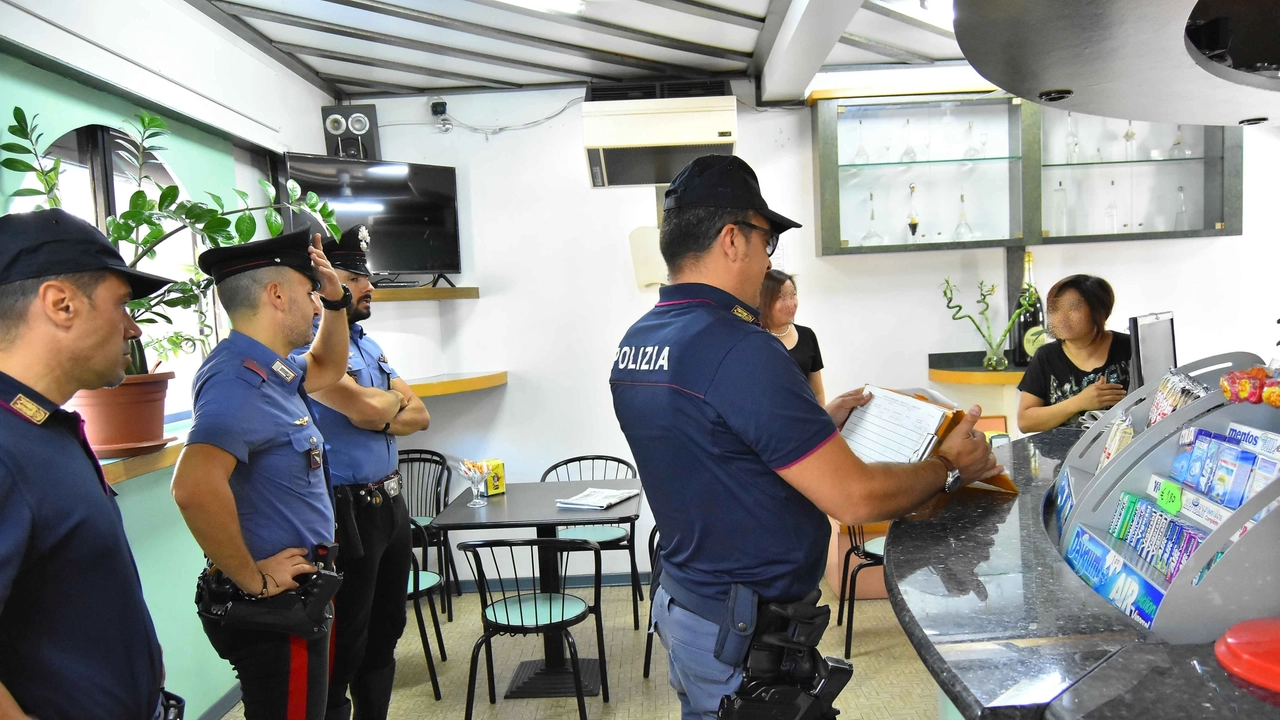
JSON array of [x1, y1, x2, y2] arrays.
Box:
[[326, 487, 412, 720], [200, 615, 330, 720]]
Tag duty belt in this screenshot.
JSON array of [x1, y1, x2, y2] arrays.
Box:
[[349, 470, 401, 506]]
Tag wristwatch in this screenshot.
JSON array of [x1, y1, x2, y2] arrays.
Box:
[[935, 455, 963, 493], [321, 285, 352, 311]]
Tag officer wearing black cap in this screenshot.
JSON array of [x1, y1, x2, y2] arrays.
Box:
[[171, 229, 352, 720], [0, 209, 181, 719], [610, 155, 1001, 718], [290, 224, 430, 720]]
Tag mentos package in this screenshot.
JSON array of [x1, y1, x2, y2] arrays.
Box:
[[1208, 446, 1257, 509], [1225, 422, 1280, 459]]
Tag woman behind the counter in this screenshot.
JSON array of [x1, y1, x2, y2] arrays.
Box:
[[1017, 274, 1131, 433]]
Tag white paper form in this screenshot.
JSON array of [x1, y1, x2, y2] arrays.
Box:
[[840, 385, 949, 463]]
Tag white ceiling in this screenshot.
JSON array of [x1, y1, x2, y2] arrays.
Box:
[[185, 0, 966, 100]]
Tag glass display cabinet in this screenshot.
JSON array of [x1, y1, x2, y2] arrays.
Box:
[[811, 92, 1243, 256]]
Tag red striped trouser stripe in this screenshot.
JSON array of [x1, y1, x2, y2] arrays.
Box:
[[288, 635, 309, 720]]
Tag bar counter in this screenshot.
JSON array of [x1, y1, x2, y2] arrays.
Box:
[[883, 428, 1280, 718]]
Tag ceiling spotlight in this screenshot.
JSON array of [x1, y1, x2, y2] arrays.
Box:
[[1038, 89, 1074, 102], [1239, 117, 1269, 125]]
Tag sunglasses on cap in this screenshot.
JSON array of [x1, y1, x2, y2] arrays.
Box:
[[733, 221, 780, 257]]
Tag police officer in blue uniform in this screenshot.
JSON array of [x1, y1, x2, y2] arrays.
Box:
[[610, 156, 1002, 720], [172, 229, 352, 720], [0, 209, 182, 720], [292, 225, 431, 720]]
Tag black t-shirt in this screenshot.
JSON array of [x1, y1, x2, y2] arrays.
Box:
[[786, 324, 825, 375], [1018, 332, 1132, 427]]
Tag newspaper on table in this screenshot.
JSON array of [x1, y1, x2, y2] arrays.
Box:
[[555, 487, 641, 510]]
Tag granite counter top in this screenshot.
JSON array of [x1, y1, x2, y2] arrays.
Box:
[[883, 428, 1279, 719]]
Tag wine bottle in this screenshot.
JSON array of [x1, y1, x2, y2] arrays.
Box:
[[1012, 251, 1046, 367]]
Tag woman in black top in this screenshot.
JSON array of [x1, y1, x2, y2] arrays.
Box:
[[759, 269, 826, 405], [1017, 274, 1130, 432]]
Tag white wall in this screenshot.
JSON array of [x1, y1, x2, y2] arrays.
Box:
[[0, 0, 331, 153], [359, 82, 1280, 577]]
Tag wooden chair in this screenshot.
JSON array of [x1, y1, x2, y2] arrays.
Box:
[[540, 455, 644, 630]]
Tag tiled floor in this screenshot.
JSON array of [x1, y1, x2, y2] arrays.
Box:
[[221, 579, 939, 720]]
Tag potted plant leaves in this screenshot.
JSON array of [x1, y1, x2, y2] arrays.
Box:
[[2, 107, 341, 456], [941, 278, 1037, 371]]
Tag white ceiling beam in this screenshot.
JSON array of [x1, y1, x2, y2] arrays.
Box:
[[760, 0, 866, 101]]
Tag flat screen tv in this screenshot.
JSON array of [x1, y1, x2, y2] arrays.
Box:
[[285, 153, 461, 275]]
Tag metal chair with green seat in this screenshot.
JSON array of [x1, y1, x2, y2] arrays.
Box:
[[839, 525, 885, 660], [399, 448, 462, 620], [457, 537, 609, 720], [540, 455, 644, 630], [406, 517, 446, 700]]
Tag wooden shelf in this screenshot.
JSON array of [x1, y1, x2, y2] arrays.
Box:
[[101, 440, 183, 486], [929, 367, 1024, 386], [408, 371, 507, 397], [928, 351, 1025, 386], [371, 286, 479, 302]]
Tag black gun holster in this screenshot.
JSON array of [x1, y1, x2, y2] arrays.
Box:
[[196, 545, 343, 640], [717, 588, 853, 720]]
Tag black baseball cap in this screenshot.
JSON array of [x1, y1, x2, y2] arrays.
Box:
[[663, 155, 801, 235], [198, 229, 318, 286], [0, 208, 174, 298], [323, 224, 370, 276]]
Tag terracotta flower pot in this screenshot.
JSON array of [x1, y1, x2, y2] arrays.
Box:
[[66, 371, 176, 459]]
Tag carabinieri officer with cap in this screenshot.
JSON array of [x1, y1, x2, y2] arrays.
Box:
[[171, 229, 352, 720], [291, 225, 430, 719], [610, 155, 1001, 719], [0, 209, 182, 719]]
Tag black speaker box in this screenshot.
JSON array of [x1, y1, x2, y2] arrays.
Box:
[[321, 104, 381, 160]]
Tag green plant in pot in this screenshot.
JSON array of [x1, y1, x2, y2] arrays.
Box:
[[2, 107, 341, 456], [941, 278, 1036, 371]]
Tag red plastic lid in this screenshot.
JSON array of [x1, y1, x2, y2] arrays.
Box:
[[1216, 618, 1280, 693]]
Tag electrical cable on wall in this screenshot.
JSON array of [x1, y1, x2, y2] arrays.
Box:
[[380, 95, 585, 140]]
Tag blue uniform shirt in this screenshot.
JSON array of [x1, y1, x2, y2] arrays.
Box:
[[292, 322, 399, 486], [610, 283, 838, 604], [0, 371, 162, 720], [188, 331, 334, 560]]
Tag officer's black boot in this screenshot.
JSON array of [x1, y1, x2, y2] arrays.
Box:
[[350, 660, 396, 720]]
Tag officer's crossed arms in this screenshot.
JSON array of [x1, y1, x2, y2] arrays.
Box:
[[306, 268, 430, 435], [172, 234, 350, 599]]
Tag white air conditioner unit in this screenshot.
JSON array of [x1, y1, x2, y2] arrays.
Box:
[[582, 95, 737, 187]]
